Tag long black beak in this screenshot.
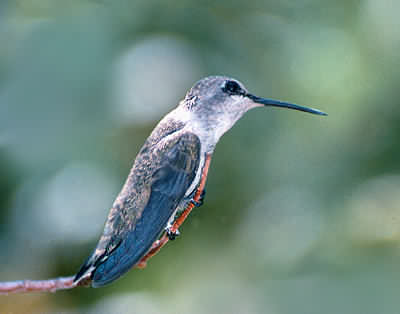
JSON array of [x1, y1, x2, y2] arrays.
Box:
[[247, 93, 327, 116]]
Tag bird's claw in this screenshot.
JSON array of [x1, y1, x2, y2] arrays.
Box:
[[191, 199, 203, 207], [191, 188, 206, 207], [166, 227, 180, 240]]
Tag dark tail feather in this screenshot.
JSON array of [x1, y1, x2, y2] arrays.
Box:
[[90, 232, 146, 287], [74, 255, 95, 284]]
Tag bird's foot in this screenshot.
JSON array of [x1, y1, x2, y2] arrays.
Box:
[[191, 199, 202, 207], [165, 227, 180, 240], [191, 188, 206, 207]]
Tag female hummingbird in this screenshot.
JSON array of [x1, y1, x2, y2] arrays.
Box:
[[74, 76, 326, 287]]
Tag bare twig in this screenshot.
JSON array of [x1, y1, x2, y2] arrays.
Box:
[[0, 276, 77, 295]]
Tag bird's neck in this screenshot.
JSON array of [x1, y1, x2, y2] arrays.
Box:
[[164, 105, 246, 153]]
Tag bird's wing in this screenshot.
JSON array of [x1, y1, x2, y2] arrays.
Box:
[[75, 131, 201, 287]]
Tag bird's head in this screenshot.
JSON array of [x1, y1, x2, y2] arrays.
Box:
[[179, 76, 326, 146]]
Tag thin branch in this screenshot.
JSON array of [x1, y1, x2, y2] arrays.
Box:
[[0, 276, 78, 295]]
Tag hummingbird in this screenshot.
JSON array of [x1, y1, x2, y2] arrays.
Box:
[[74, 76, 326, 288]]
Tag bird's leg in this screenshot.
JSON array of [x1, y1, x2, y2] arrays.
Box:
[[135, 154, 212, 269]]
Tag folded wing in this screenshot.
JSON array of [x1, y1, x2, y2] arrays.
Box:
[[75, 131, 201, 287]]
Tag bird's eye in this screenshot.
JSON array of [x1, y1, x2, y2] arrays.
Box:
[[222, 80, 242, 95]]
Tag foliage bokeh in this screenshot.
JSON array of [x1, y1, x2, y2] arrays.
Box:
[[1, 0, 400, 313]]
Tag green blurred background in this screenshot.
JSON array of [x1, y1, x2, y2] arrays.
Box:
[[1, 0, 400, 313]]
